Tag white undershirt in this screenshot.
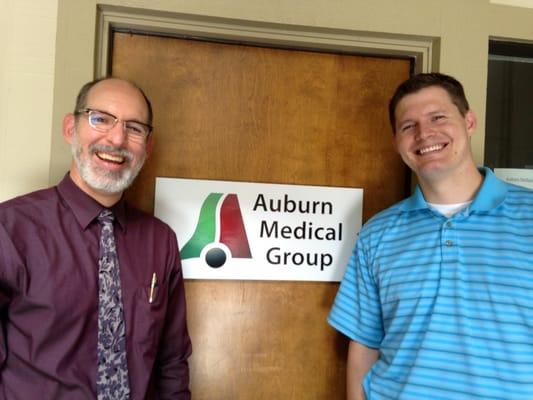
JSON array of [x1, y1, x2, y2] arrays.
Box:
[[427, 201, 473, 217]]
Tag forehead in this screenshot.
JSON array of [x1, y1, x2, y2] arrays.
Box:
[[86, 79, 148, 120], [395, 86, 456, 118]]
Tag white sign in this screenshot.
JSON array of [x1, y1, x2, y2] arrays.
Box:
[[494, 168, 533, 189], [154, 178, 363, 282]]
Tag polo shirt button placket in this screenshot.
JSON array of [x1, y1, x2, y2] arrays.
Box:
[[441, 219, 457, 282], [442, 220, 454, 247], [441, 216, 459, 286]]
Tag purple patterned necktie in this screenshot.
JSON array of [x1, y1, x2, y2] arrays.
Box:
[[96, 209, 130, 399]]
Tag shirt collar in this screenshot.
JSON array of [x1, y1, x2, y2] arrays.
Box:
[[57, 173, 127, 231], [398, 167, 507, 213], [398, 185, 427, 212], [469, 167, 508, 212]]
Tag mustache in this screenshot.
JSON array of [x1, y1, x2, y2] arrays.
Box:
[[89, 144, 134, 162]]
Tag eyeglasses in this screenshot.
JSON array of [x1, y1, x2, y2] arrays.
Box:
[[76, 108, 152, 142]]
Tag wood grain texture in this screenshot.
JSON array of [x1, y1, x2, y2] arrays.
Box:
[[111, 32, 410, 399]]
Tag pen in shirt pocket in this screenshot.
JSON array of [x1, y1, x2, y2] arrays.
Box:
[[149, 272, 157, 303]]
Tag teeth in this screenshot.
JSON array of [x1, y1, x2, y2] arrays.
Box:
[[419, 144, 444, 155], [96, 152, 124, 163]]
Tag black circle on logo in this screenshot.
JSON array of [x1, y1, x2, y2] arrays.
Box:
[[205, 247, 227, 268]]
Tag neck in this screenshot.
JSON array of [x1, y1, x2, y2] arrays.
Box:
[[69, 167, 123, 208], [418, 164, 483, 204]]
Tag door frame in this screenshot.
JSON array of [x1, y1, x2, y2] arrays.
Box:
[[95, 5, 437, 77]]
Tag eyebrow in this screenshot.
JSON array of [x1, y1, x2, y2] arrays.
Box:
[[396, 108, 449, 126]]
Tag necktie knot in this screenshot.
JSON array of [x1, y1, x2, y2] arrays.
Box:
[[98, 209, 114, 226]]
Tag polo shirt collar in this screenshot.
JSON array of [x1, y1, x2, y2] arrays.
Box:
[[398, 167, 507, 213], [57, 173, 127, 231], [399, 185, 427, 212], [470, 167, 507, 212]]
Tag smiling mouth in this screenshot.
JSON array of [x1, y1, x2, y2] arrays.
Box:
[[417, 144, 446, 155], [95, 151, 125, 164]]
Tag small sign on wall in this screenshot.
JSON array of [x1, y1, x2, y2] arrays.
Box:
[[154, 178, 363, 282], [494, 168, 533, 189]]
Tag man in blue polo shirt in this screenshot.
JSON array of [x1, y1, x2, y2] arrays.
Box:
[[329, 73, 533, 399]]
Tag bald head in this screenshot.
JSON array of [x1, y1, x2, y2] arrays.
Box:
[[73, 77, 153, 126]]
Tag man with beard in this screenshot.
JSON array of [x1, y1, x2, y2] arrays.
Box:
[[0, 78, 192, 399]]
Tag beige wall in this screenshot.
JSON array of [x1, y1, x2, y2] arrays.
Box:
[[2, 0, 533, 199], [0, 0, 58, 201]]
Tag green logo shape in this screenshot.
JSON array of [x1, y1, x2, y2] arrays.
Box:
[[181, 193, 223, 259]]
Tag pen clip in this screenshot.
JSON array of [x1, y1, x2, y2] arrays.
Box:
[[149, 272, 157, 304]]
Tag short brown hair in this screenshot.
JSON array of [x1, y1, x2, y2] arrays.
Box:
[[388, 73, 470, 133]]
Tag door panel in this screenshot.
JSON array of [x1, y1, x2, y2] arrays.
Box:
[[111, 32, 410, 399]]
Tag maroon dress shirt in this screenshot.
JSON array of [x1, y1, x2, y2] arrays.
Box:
[[0, 174, 192, 399]]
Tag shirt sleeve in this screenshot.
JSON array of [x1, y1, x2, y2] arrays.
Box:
[[0, 225, 8, 368], [0, 223, 18, 370], [154, 231, 192, 399], [327, 237, 384, 349]]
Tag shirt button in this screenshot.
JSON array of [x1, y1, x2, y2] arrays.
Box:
[[446, 221, 452, 228], [445, 240, 453, 247]]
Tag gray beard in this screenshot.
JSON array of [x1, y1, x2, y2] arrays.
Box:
[[71, 131, 146, 194]]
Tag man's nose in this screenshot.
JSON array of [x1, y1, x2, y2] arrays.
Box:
[[415, 121, 435, 140], [106, 122, 128, 147]]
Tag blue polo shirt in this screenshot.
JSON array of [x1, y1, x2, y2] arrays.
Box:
[[328, 168, 533, 399]]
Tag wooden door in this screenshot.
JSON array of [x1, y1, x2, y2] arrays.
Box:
[[111, 32, 410, 399]]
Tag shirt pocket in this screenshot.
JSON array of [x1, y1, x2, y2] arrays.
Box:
[[133, 279, 168, 352], [139, 276, 166, 307]]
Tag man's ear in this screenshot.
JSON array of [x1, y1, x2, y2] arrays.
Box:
[[465, 110, 477, 137], [62, 113, 76, 144], [145, 134, 155, 158]]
